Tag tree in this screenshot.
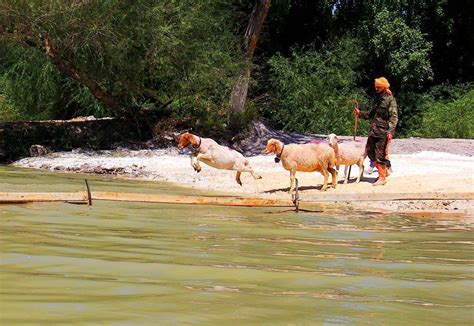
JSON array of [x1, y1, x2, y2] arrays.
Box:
[[366, 8, 433, 90], [1, 0, 242, 122], [228, 0, 271, 129], [0, 1, 129, 116]]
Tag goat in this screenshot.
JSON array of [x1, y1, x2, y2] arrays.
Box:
[[327, 133, 366, 184], [263, 138, 337, 192], [177, 132, 262, 186]]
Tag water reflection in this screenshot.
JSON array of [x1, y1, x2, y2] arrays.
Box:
[[1, 167, 473, 325]]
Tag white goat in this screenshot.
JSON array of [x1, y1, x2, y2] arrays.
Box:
[[327, 133, 366, 184], [264, 138, 337, 192], [177, 132, 262, 186]]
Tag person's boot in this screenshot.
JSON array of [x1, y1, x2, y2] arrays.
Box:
[[365, 162, 375, 174], [373, 162, 387, 186], [386, 160, 393, 176]]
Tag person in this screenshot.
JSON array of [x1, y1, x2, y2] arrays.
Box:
[[354, 77, 398, 186], [366, 160, 375, 174]]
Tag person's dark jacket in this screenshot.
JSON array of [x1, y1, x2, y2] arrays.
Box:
[[359, 94, 398, 138]]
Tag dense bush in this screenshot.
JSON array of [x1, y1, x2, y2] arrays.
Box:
[[262, 37, 369, 135], [0, 44, 107, 120], [412, 85, 474, 138]]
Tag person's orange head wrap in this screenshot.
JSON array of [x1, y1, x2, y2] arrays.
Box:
[[374, 77, 392, 95]]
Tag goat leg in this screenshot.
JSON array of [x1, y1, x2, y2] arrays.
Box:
[[289, 169, 296, 193], [356, 162, 364, 183], [191, 154, 201, 173], [235, 171, 243, 186], [343, 165, 349, 184], [197, 152, 216, 164], [329, 167, 338, 189], [321, 169, 329, 191], [240, 164, 262, 180]]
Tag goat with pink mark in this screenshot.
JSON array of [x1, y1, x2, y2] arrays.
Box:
[[327, 133, 366, 184]]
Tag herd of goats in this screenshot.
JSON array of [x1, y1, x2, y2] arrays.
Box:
[[177, 132, 366, 193]]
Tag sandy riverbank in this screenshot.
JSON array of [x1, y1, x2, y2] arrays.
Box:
[[13, 145, 474, 215]]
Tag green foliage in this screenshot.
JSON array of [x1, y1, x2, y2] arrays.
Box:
[[364, 8, 433, 90], [0, 44, 107, 120], [393, 91, 424, 135], [262, 37, 369, 135], [0, 94, 19, 121], [0, 0, 242, 120], [0, 0, 472, 140], [411, 85, 474, 138]]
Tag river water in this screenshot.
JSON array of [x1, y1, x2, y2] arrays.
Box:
[[1, 167, 473, 325]]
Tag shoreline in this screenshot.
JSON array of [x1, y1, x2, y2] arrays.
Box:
[[12, 147, 474, 216]]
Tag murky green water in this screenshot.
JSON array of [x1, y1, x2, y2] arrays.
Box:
[[1, 167, 473, 325]]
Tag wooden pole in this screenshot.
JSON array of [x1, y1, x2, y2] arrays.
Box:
[[353, 115, 359, 141], [348, 100, 359, 180], [85, 179, 92, 206]]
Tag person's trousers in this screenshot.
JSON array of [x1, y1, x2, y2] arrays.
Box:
[[366, 136, 389, 165]]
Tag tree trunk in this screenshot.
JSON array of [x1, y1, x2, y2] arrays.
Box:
[[228, 0, 271, 128], [42, 36, 126, 116]]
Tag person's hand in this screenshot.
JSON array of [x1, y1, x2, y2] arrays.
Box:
[[354, 107, 360, 117], [387, 133, 393, 141]]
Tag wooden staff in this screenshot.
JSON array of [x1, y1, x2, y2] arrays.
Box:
[[347, 100, 359, 180]]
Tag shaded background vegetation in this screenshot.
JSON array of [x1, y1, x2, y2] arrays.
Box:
[[1, 0, 473, 138]]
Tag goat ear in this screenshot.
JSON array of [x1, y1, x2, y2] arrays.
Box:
[[176, 130, 186, 140], [266, 142, 272, 153], [173, 132, 182, 142]]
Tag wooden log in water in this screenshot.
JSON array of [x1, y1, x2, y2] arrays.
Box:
[[0, 192, 87, 204], [0, 191, 295, 207], [91, 191, 295, 207]]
